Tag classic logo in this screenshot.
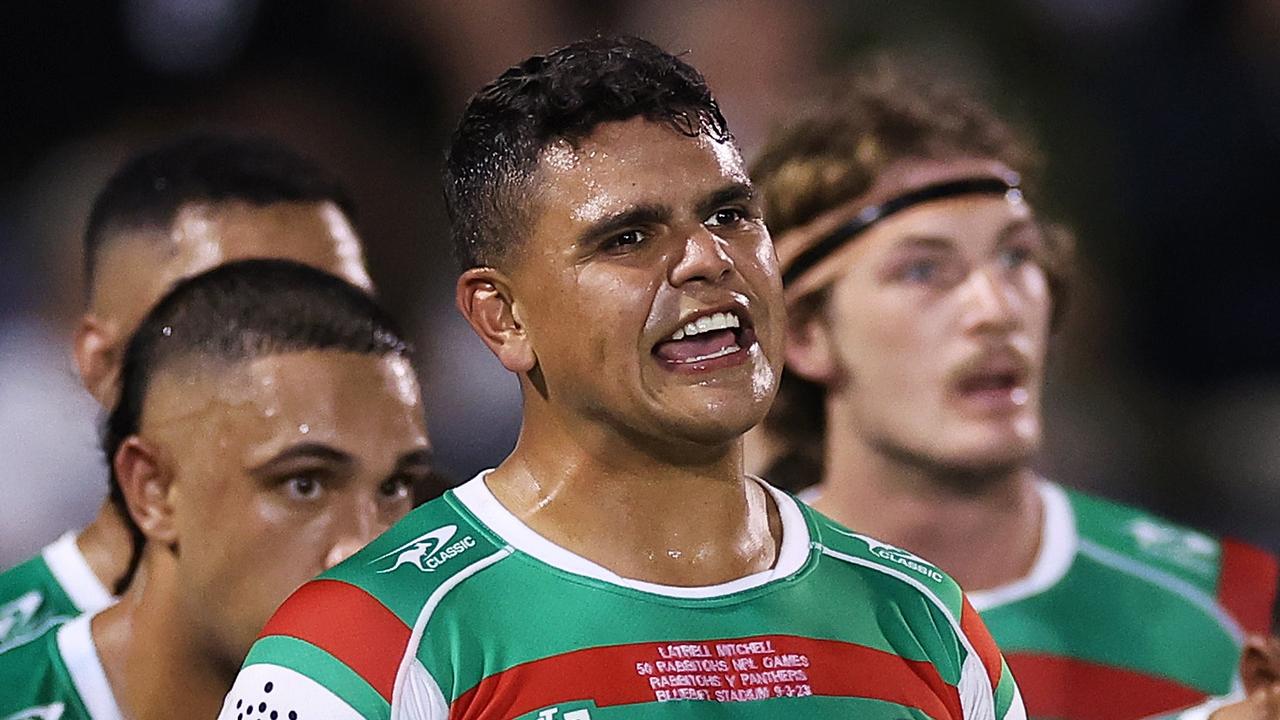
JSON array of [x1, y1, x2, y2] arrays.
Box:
[[2, 703, 65, 720], [1128, 518, 1216, 575], [831, 527, 945, 583], [370, 524, 476, 574]]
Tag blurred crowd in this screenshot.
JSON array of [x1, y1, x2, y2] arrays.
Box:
[[4, 0, 1279, 567]]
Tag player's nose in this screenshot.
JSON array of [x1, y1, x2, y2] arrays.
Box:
[[669, 226, 732, 287], [324, 498, 380, 570], [961, 266, 1019, 335]]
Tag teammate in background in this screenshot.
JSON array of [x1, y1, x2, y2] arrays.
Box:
[[748, 65, 1279, 720], [220, 36, 1024, 720], [0, 260, 432, 718], [0, 135, 376, 652]]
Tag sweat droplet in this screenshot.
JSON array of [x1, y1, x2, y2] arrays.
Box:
[[1011, 388, 1029, 406], [161, 326, 173, 337], [298, 424, 310, 434]]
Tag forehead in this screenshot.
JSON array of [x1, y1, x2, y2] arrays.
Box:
[[143, 351, 424, 446], [167, 200, 368, 286], [93, 199, 370, 326], [533, 118, 747, 228], [862, 194, 1035, 251]]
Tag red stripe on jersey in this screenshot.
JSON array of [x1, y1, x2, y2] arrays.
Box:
[[1006, 652, 1206, 720], [260, 579, 410, 703], [1217, 539, 1279, 636], [450, 635, 963, 720], [960, 597, 1004, 690]]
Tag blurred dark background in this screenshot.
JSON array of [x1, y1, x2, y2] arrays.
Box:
[[2, 0, 1278, 565]]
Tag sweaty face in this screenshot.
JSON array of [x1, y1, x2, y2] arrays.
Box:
[[511, 118, 784, 448], [90, 201, 372, 384], [141, 351, 429, 665], [803, 162, 1052, 473]]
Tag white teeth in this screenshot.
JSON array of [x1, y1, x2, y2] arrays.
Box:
[[667, 311, 742, 341]]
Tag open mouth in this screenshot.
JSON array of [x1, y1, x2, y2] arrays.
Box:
[[652, 309, 757, 370], [952, 364, 1030, 410]]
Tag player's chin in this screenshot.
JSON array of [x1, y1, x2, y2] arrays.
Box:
[[657, 395, 770, 446], [941, 426, 1041, 473]]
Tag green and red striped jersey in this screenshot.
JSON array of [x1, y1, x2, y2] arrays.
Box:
[[219, 473, 1024, 720], [969, 481, 1279, 720]]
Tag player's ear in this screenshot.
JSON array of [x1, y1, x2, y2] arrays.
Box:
[[456, 267, 536, 374], [113, 436, 178, 546], [74, 314, 122, 407], [784, 297, 838, 385], [1241, 634, 1280, 695]]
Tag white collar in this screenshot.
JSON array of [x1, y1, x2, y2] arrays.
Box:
[[967, 480, 1078, 611], [452, 470, 811, 599], [56, 612, 123, 720], [41, 532, 114, 613]]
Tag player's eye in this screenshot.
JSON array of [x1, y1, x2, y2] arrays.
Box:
[[901, 259, 940, 283], [602, 228, 646, 251], [997, 245, 1033, 270], [378, 475, 413, 502], [705, 207, 747, 227], [283, 474, 324, 501]]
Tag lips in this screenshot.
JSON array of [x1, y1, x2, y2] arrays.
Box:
[[652, 306, 757, 371], [949, 351, 1031, 411]]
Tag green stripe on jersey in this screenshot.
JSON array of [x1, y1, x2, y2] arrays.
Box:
[[993, 660, 1016, 720], [0, 619, 92, 718], [0, 554, 79, 652], [243, 635, 387, 717]]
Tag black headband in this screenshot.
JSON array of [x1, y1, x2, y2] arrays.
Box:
[[782, 176, 1021, 286]]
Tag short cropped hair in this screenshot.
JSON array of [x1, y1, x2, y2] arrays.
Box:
[[444, 35, 730, 268], [84, 134, 356, 291], [104, 259, 412, 593], [752, 63, 1076, 491]]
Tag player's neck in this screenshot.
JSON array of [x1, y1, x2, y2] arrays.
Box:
[[93, 550, 233, 720], [486, 408, 782, 588], [813, 426, 1043, 593], [75, 499, 133, 595]]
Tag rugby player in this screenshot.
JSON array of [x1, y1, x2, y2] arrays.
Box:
[[0, 135, 374, 652], [748, 66, 1279, 719], [0, 260, 431, 718], [219, 36, 1025, 720]]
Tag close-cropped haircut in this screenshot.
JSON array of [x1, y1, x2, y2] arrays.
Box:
[[443, 35, 731, 268], [84, 134, 356, 292], [752, 62, 1076, 492], [104, 259, 413, 593]]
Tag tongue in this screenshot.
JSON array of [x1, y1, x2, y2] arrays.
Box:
[[654, 329, 737, 363]]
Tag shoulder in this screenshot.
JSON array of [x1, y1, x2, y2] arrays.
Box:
[[807, 508, 1021, 720], [808, 507, 966, 617], [1064, 485, 1277, 635], [0, 544, 81, 652], [0, 621, 83, 718], [232, 492, 506, 719]]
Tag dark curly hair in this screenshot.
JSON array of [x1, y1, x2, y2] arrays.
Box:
[[105, 259, 413, 593], [752, 61, 1076, 492], [443, 35, 731, 268]]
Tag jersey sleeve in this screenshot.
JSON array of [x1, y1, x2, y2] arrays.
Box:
[[959, 597, 1027, 720], [218, 578, 446, 720]]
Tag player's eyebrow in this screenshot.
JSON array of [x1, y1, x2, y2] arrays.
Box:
[[395, 448, 435, 469], [577, 203, 670, 246], [250, 442, 354, 474], [889, 235, 956, 253], [695, 182, 756, 218], [995, 218, 1041, 245]]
